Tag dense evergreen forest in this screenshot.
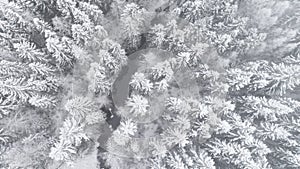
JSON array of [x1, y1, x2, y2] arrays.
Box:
[[0, 0, 299, 169]]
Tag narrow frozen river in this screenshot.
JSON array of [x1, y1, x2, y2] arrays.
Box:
[[111, 51, 141, 108]]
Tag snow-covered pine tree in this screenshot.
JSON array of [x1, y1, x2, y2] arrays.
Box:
[[165, 145, 216, 169], [50, 96, 106, 164], [200, 55, 300, 169], [176, 0, 266, 56], [129, 72, 153, 95], [227, 60, 300, 96], [0, 3, 60, 112], [126, 94, 150, 117], [149, 24, 167, 48], [120, 2, 147, 49]]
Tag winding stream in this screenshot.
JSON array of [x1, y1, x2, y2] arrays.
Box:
[[111, 51, 141, 108], [105, 49, 146, 130]]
